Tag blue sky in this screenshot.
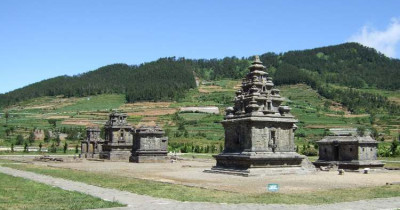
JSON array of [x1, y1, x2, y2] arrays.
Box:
[[1, 0, 399, 94]]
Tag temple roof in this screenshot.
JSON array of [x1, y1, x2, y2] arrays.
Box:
[[318, 135, 377, 143], [225, 55, 295, 119]]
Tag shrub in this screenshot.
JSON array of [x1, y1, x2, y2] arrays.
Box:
[[357, 126, 366, 137], [390, 139, 399, 157], [300, 143, 318, 156], [49, 143, 57, 153]]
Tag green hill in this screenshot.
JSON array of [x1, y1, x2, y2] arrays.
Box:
[[0, 57, 196, 107], [1, 42, 399, 115]]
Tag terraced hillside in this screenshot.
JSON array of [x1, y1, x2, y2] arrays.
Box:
[[1, 79, 398, 154]]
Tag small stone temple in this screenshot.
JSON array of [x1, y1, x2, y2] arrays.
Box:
[[313, 135, 384, 170], [129, 126, 168, 163], [100, 112, 134, 160], [81, 127, 104, 158], [206, 56, 312, 176]]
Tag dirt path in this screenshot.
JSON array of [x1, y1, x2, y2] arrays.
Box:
[[0, 166, 399, 210]]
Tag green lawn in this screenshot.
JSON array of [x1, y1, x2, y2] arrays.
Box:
[[55, 94, 126, 112], [0, 172, 124, 210], [3, 163, 400, 205]]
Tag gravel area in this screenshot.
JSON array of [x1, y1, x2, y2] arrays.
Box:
[[17, 157, 400, 194]]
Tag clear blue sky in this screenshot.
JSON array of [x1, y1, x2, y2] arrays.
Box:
[[1, 0, 399, 94]]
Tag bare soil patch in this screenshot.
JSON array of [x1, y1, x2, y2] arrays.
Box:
[[136, 116, 159, 126], [23, 98, 79, 110], [46, 115, 71, 119], [127, 108, 177, 116], [120, 102, 172, 109], [388, 96, 400, 105], [61, 119, 99, 127], [325, 113, 370, 118]]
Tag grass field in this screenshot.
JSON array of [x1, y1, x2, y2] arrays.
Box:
[[3, 162, 400, 205], [0, 172, 124, 210]]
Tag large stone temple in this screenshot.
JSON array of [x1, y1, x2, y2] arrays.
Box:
[[207, 56, 313, 176], [100, 112, 134, 160]]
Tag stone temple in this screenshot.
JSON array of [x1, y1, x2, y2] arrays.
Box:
[[100, 112, 134, 160], [81, 127, 104, 158], [129, 126, 168, 163], [313, 135, 384, 170], [207, 56, 313, 176]]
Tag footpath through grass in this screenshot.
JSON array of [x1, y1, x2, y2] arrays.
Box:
[[0, 172, 124, 210], [3, 162, 400, 205]]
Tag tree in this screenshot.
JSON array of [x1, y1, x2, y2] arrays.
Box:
[[44, 130, 50, 143], [49, 143, 57, 153], [4, 111, 9, 125], [16, 135, 24, 145], [5, 128, 11, 137], [55, 134, 61, 146], [28, 131, 35, 144], [23, 142, 28, 153], [48, 119, 57, 128], [63, 142, 68, 153]]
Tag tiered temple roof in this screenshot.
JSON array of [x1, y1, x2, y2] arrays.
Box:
[[227, 56, 292, 118]]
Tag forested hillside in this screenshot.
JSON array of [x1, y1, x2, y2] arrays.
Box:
[[190, 43, 399, 90], [189, 43, 400, 114], [0, 57, 196, 106], [1, 43, 399, 114]]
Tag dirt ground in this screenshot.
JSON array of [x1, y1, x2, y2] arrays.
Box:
[[5, 156, 399, 194]]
